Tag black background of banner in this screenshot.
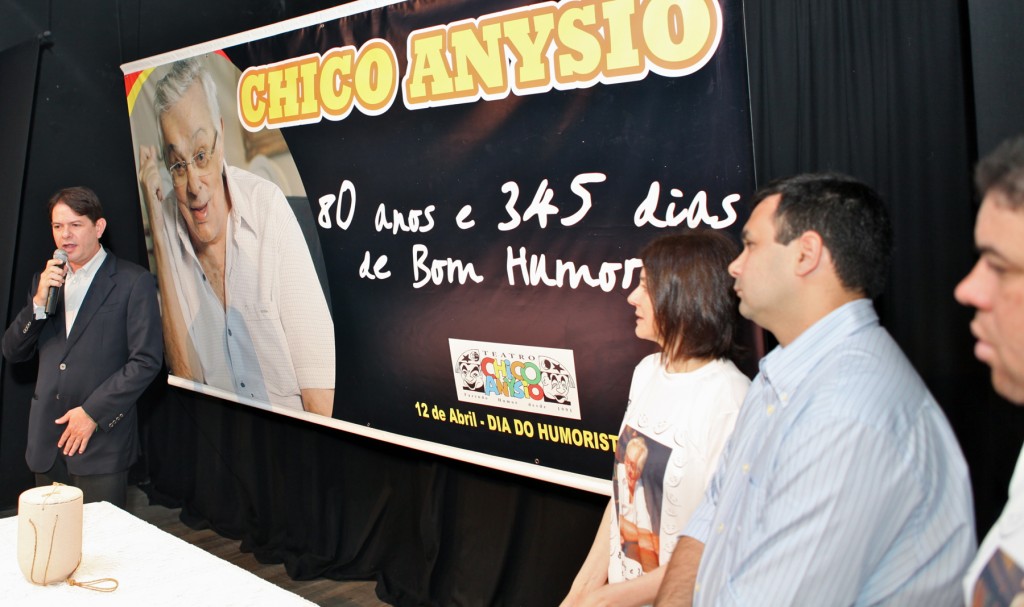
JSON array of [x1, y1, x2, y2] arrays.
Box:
[[225, 0, 755, 480]]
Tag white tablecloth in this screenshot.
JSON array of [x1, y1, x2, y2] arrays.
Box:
[[0, 501, 314, 606]]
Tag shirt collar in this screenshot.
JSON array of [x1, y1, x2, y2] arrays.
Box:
[[759, 298, 879, 404], [223, 163, 257, 237], [68, 245, 107, 279]]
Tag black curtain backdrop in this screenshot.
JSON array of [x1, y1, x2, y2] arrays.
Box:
[[1, 1, 1023, 605], [0, 36, 40, 491], [968, 0, 1024, 159]]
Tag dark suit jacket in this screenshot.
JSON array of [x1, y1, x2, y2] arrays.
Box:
[[2, 252, 163, 475]]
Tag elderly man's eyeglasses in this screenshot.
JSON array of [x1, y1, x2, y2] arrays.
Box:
[[167, 132, 218, 185]]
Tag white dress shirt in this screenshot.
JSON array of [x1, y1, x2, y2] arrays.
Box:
[[64, 246, 108, 336], [156, 164, 335, 410]]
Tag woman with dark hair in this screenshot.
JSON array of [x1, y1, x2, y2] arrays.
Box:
[[562, 230, 750, 607]]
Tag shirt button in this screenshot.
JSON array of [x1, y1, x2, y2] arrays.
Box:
[[717, 523, 725, 534], [240, 382, 246, 388], [766, 404, 775, 416], [59, 363, 67, 370], [228, 328, 233, 336], [742, 463, 750, 474], [780, 392, 789, 402]]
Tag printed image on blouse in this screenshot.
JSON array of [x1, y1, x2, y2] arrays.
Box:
[[613, 430, 666, 578], [972, 549, 1024, 607]]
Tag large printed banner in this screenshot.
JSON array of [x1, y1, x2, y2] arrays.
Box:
[[122, 0, 754, 492]]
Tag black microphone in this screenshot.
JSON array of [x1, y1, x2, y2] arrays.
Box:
[[45, 249, 68, 316]]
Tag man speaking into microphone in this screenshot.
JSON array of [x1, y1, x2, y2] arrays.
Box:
[[44, 248, 68, 315], [2, 186, 162, 508]]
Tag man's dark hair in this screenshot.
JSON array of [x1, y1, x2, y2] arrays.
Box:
[[48, 186, 104, 224], [640, 229, 742, 364], [752, 173, 892, 299], [976, 135, 1024, 209]]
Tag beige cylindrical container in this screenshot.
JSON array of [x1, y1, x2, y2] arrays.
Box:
[[17, 484, 84, 585]]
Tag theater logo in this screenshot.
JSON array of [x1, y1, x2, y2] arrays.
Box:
[[449, 338, 581, 420]]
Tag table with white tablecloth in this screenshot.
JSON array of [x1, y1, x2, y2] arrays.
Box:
[[0, 500, 314, 606]]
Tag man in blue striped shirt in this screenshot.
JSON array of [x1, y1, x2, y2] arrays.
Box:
[[957, 135, 1024, 604], [655, 174, 975, 606]]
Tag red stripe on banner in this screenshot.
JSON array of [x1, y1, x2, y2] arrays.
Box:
[[123, 71, 140, 97]]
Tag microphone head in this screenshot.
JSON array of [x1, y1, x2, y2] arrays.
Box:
[[53, 249, 68, 264]]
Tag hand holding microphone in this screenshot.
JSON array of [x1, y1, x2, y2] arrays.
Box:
[[33, 249, 69, 314]]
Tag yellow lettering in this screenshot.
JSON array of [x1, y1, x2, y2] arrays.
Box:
[[238, 69, 268, 130], [554, 2, 602, 84], [502, 10, 557, 90], [641, 0, 719, 74], [267, 56, 319, 125], [449, 19, 508, 96], [239, 0, 723, 121], [401, 0, 721, 108], [354, 41, 398, 113], [237, 40, 398, 130], [600, 0, 642, 76], [318, 49, 355, 118], [582, 431, 595, 448], [404, 28, 454, 104]]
